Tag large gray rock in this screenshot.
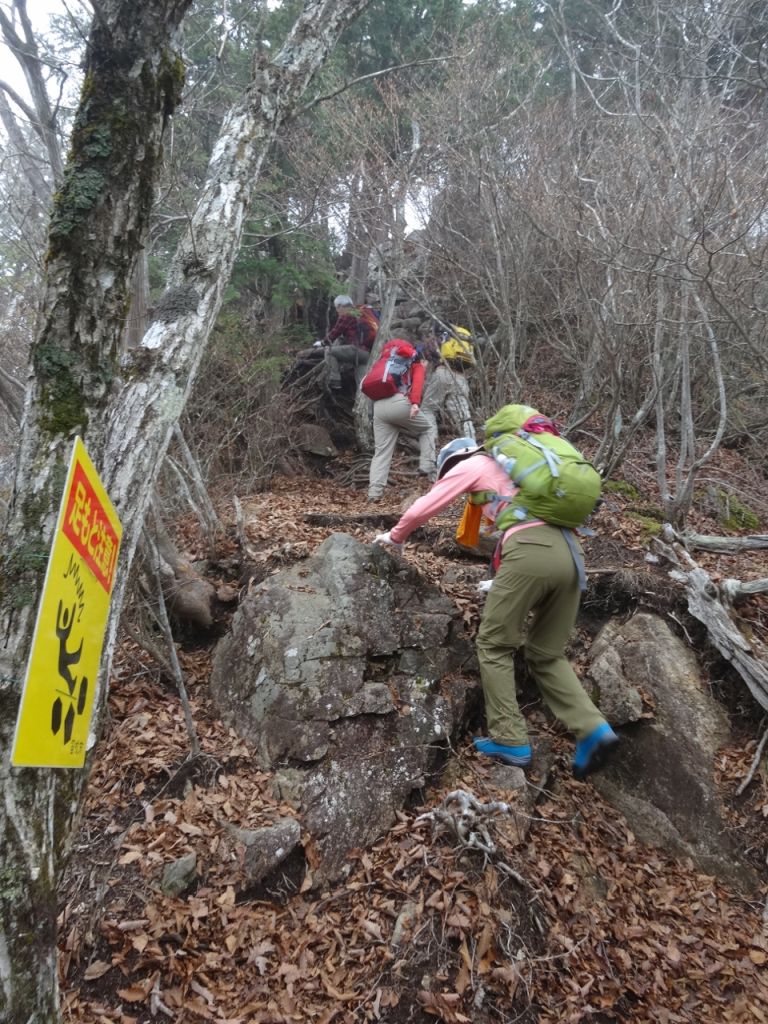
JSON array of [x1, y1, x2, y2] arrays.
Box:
[[210, 533, 478, 881], [293, 423, 337, 458], [587, 613, 753, 887]]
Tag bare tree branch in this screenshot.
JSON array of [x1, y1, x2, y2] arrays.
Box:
[[301, 54, 460, 113]]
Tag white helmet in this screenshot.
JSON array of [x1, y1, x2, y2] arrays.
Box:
[[436, 437, 481, 479]]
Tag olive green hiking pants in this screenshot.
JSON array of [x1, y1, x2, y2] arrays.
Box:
[[476, 525, 606, 746]]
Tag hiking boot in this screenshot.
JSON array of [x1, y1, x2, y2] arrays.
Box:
[[473, 737, 532, 767], [367, 494, 382, 504], [572, 723, 619, 780]]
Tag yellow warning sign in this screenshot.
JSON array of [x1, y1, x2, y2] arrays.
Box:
[[12, 437, 122, 768]]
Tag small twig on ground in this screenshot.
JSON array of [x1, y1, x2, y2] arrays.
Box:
[[337, 456, 372, 487], [121, 618, 174, 679], [150, 975, 174, 1018], [416, 789, 546, 924], [303, 619, 332, 641], [142, 526, 201, 757], [736, 720, 768, 796]]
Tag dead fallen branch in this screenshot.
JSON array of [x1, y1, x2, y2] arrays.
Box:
[[416, 789, 511, 857], [303, 512, 399, 528], [736, 723, 768, 796], [720, 577, 768, 605], [656, 527, 768, 712], [682, 532, 768, 554]]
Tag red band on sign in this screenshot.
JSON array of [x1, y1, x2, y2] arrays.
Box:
[[62, 462, 119, 593]]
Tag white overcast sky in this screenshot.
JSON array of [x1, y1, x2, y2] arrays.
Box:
[[0, 0, 289, 103], [0, 0, 72, 100]]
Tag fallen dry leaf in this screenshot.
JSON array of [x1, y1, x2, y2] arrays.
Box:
[[83, 960, 112, 981]]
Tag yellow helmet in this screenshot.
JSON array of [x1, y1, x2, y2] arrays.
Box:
[[450, 325, 472, 340], [440, 326, 476, 365]]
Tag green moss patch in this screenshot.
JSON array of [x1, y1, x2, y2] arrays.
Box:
[[626, 512, 663, 537], [716, 490, 761, 532], [603, 479, 641, 501], [33, 344, 88, 435]]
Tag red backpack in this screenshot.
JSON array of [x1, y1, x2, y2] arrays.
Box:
[[361, 340, 418, 400]]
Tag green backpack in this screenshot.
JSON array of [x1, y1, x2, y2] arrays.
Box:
[[484, 404, 602, 530]]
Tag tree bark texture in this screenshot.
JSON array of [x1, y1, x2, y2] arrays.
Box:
[[0, 365, 24, 424], [122, 250, 150, 352], [0, 2, 370, 1020]]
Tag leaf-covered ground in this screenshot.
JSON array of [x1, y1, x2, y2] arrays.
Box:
[[62, 444, 768, 1024]]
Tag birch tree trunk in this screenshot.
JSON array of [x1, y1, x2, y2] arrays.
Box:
[[122, 250, 150, 352], [0, 1, 370, 1021]]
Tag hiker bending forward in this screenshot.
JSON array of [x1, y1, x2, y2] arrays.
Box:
[[373, 436, 618, 779]]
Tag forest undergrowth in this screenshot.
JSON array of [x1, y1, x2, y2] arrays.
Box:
[[61, 436, 768, 1024]]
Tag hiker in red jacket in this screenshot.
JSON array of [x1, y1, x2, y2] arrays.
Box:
[[324, 295, 378, 389], [367, 340, 434, 500]]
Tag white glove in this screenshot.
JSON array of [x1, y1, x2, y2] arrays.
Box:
[[312, 340, 324, 348], [477, 579, 494, 594], [373, 531, 403, 552]]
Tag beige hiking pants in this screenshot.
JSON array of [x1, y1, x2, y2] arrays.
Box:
[[368, 394, 433, 498]]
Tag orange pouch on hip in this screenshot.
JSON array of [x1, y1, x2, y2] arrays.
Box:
[[455, 499, 483, 547]]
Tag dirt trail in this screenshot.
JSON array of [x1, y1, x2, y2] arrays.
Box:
[[62, 457, 768, 1024]]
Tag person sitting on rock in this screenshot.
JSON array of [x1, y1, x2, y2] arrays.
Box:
[[372, 434, 619, 780], [323, 295, 379, 390]]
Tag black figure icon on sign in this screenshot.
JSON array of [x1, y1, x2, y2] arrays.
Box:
[[51, 600, 88, 744]]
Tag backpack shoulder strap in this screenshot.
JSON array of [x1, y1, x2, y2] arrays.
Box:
[[518, 431, 563, 476]]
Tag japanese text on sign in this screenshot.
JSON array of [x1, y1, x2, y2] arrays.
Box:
[[62, 463, 119, 593]]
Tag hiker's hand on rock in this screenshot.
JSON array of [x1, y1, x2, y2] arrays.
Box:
[[312, 339, 324, 347], [373, 531, 403, 552]]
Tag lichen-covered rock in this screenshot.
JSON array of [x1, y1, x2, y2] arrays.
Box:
[[587, 613, 754, 887], [210, 533, 479, 881], [160, 852, 197, 897], [586, 632, 644, 725], [229, 818, 302, 885]]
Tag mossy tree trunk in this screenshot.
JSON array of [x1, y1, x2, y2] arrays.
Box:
[[0, 1, 370, 1021], [0, 4, 192, 1020]]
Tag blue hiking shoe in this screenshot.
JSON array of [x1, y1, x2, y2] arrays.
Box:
[[573, 723, 619, 780], [473, 737, 532, 767]]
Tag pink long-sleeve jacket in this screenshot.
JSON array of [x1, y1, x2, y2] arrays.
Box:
[[389, 453, 516, 544]]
